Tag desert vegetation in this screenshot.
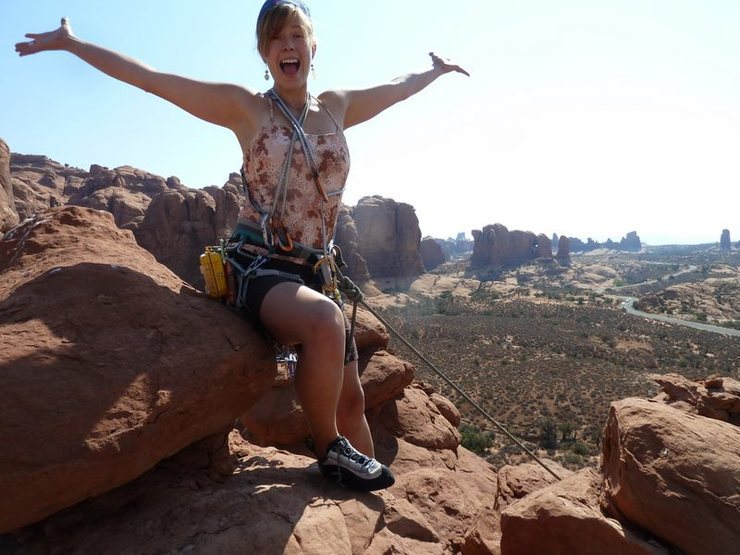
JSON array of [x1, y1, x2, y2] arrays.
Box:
[[369, 246, 740, 470]]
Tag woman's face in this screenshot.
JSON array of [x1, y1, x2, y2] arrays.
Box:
[[264, 14, 315, 90]]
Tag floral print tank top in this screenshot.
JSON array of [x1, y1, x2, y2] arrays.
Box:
[[239, 96, 350, 251]]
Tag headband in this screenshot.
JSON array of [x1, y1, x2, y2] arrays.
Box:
[[257, 0, 311, 24]]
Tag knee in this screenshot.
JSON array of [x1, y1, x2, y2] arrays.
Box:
[[304, 299, 344, 344]]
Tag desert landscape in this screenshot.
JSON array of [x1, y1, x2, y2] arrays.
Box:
[[1, 139, 737, 553], [367, 245, 739, 470]]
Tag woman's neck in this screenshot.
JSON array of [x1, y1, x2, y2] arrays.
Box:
[[272, 85, 309, 113]]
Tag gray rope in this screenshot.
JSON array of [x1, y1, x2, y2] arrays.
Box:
[[356, 296, 562, 481]]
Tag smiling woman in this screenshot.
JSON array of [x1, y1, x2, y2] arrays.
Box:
[[14, 0, 469, 493]]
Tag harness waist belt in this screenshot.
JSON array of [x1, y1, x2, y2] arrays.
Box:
[[231, 222, 324, 263]]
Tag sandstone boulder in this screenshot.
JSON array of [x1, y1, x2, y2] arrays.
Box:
[[495, 460, 571, 511], [421, 236, 446, 271], [240, 349, 415, 448], [501, 468, 667, 555], [602, 398, 740, 555], [652, 373, 740, 424], [0, 206, 276, 533]]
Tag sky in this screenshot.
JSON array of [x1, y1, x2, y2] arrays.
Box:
[[1, 0, 739, 245]]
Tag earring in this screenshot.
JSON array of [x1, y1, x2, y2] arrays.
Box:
[[264, 67, 269, 81], [311, 63, 316, 79]]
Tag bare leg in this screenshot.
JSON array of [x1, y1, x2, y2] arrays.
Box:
[[337, 359, 374, 457], [259, 281, 346, 458]]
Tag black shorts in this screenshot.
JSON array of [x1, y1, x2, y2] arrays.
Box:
[[235, 254, 359, 364]]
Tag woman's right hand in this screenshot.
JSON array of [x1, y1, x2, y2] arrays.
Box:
[[15, 17, 74, 57]]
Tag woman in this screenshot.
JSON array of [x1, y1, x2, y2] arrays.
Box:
[[16, 0, 468, 492]]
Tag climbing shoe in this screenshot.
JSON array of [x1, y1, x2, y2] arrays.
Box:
[[319, 435, 395, 492]]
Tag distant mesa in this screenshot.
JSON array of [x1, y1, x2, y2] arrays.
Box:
[[564, 230, 642, 253], [470, 223, 553, 269]]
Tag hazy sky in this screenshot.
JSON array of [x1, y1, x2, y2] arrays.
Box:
[[2, 0, 739, 245]]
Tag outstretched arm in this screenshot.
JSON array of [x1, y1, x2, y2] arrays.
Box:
[[331, 53, 469, 130], [15, 18, 259, 132]]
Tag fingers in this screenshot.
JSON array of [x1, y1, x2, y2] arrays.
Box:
[[429, 52, 471, 77]]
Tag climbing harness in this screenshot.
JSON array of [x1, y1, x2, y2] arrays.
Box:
[[201, 88, 349, 372], [236, 88, 341, 300]]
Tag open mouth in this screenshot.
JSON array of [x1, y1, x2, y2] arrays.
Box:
[[280, 58, 300, 76]]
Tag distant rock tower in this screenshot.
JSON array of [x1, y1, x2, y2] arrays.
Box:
[[619, 231, 641, 252], [720, 229, 731, 252], [555, 235, 571, 267]]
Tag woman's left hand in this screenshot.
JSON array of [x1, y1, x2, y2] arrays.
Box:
[[429, 52, 470, 77]]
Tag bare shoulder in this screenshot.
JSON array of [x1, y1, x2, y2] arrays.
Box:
[[316, 89, 349, 126]]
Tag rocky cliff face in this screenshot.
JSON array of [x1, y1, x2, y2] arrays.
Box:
[[471, 223, 554, 269], [2, 144, 425, 290], [334, 203, 373, 285], [352, 196, 425, 286], [0, 139, 19, 233]]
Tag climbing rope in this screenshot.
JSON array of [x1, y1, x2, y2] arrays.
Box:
[[338, 274, 562, 481]]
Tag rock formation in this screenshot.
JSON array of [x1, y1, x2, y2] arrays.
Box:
[[720, 228, 731, 252], [0, 206, 276, 533], [499, 381, 740, 555], [334, 203, 372, 285], [568, 231, 643, 253], [134, 182, 243, 289], [0, 139, 19, 233], [352, 195, 425, 284], [2, 152, 736, 554], [619, 231, 641, 251], [420, 236, 446, 271], [601, 398, 739, 555], [471, 224, 554, 269], [555, 235, 571, 267], [7, 151, 426, 292]]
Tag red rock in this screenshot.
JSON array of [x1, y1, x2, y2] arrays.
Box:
[[0, 138, 19, 233], [471, 223, 554, 269], [0, 206, 275, 533], [421, 237, 446, 271], [602, 398, 740, 555], [501, 468, 667, 555], [353, 195, 424, 284], [240, 349, 415, 448], [495, 460, 571, 511]]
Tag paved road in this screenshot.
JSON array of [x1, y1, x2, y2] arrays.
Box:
[[619, 297, 740, 338]]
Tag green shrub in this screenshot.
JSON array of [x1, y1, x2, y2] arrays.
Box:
[[460, 424, 495, 455]]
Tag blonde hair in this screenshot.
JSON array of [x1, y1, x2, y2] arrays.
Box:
[[256, 3, 315, 59]]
